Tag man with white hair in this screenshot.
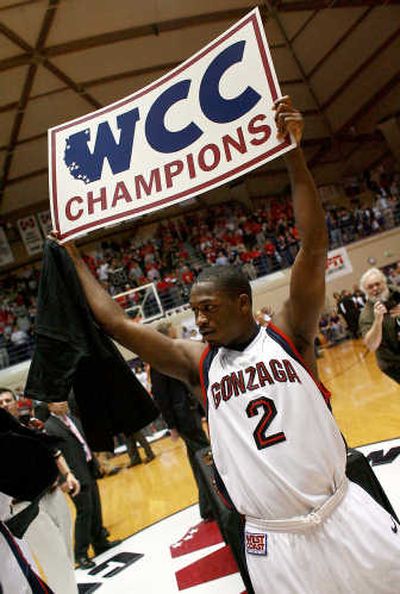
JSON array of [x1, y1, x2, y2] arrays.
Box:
[[359, 267, 400, 383]]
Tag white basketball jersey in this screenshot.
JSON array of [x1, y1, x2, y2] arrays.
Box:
[[201, 324, 346, 520]]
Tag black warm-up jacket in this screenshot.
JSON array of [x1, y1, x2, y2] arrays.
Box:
[[25, 240, 159, 452]]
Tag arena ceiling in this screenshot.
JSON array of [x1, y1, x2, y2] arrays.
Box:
[[0, 0, 400, 227]]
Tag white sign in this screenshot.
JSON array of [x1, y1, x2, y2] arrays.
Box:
[[49, 8, 295, 242], [325, 247, 353, 282], [0, 227, 14, 267], [17, 215, 43, 256], [37, 210, 53, 237]]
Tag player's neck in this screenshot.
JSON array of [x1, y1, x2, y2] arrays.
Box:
[[225, 321, 259, 351]]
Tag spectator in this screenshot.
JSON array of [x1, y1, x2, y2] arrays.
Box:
[[45, 401, 121, 569], [125, 430, 156, 467], [359, 268, 400, 383], [328, 310, 347, 344], [9, 323, 31, 364], [0, 333, 9, 369], [336, 290, 360, 339], [150, 322, 213, 522]]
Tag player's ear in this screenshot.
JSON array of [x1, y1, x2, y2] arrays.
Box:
[[239, 293, 251, 312]]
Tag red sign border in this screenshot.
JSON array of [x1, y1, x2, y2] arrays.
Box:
[[50, 11, 290, 241]]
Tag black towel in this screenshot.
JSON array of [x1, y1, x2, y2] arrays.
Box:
[[25, 240, 159, 451]]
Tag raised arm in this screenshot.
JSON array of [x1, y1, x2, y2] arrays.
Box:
[[274, 97, 328, 366], [61, 242, 204, 389]]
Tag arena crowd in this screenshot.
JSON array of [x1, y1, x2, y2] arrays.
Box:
[[0, 172, 399, 369]]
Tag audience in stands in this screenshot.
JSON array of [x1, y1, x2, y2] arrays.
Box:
[[0, 172, 399, 368], [318, 285, 369, 348]]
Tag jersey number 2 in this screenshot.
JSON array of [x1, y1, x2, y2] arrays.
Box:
[[246, 396, 286, 450]]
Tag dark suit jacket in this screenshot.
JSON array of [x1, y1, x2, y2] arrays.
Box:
[[25, 240, 159, 451], [150, 367, 203, 435], [45, 414, 94, 487]]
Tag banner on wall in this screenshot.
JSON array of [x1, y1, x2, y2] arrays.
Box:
[[17, 215, 43, 256], [0, 227, 14, 267], [325, 247, 353, 282], [37, 210, 53, 237], [48, 7, 295, 242]]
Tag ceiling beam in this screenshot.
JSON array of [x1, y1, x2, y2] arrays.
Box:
[[322, 24, 400, 110], [43, 7, 269, 59], [0, 59, 305, 115], [0, 0, 60, 199], [1, 128, 382, 156], [278, 0, 400, 9], [289, 9, 319, 43], [7, 166, 47, 185], [0, 20, 31, 52], [0, 131, 46, 152], [307, 7, 373, 78], [1, 1, 396, 75], [309, 70, 400, 168], [41, 1, 396, 61], [308, 25, 400, 168], [3, 131, 383, 187], [0, 0, 42, 11], [265, 0, 337, 147], [340, 70, 400, 134], [0, 101, 18, 114], [364, 148, 392, 172], [0, 63, 37, 195], [42, 60, 102, 109], [0, 52, 33, 72]]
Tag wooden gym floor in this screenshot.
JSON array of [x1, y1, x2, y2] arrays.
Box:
[[76, 338, 400, 548]]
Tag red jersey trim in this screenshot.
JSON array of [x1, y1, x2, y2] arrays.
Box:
[[268, 322, 331, 404], [199, 344, 211, 410]]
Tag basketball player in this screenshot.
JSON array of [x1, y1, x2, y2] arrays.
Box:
[[57, 97, 400, 593]]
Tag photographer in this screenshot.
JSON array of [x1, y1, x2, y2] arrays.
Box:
[[359, 268, 400, 383]]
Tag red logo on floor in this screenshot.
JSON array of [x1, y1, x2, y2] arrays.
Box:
[[170, 520, 247, 592]]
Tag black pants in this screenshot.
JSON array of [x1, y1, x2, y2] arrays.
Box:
[[73, 475, 104, 558], [381, 365, 400, 384], [175, 407, 213, 520], [126, 430, 154, 462]]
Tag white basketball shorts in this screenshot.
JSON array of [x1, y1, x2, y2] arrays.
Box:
[[244, 480, 400, 594]]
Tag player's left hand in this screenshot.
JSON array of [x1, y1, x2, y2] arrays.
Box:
[[273, 96, 304, 146], [48, 229, 79, 260]]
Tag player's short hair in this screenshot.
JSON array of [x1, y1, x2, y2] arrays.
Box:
[[0, 387, 16, 400], [194, 265, 252, 304], [359, 268, 387, 293]]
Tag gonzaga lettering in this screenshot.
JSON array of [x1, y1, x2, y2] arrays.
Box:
[[201, 324, 346, 520], [211, 358, 301, 409]]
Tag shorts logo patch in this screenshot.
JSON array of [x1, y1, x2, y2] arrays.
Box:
[[245, 532, 268, 556]]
